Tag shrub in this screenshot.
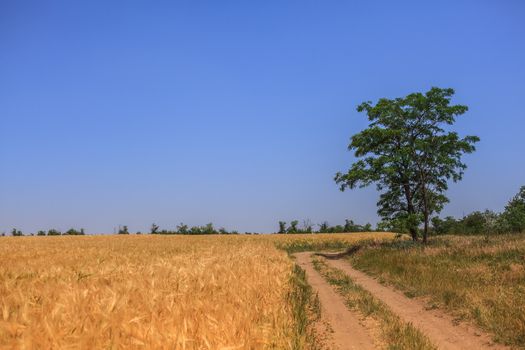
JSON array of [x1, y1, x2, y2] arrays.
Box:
[[499, 186, 525, 233], [11, 228, 23, 236], [118, 226, 129, 234], [150, 223, 159, 234], [278, 221, 286, 234], [176, 223, 189, 234], [65, 228, 84, 235]]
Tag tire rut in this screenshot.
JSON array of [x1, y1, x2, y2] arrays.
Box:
[[324, 256, 510, 350], [295, 252, 376, 350]]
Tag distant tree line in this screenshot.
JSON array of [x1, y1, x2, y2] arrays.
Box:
[[277, 219, 373, 234], [4, 186, 523, 237], [430, 186, 525, 235], [147, 222, 240, 235], [3, 228, 85, 237]]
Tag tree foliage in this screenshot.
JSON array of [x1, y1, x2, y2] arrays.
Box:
[[335, 87, 479, 242], [431, 186, 525, 235], [118, 225, 129, 234], [11, 228, 23, 236], [500, 186, 525, 233], [276, 219, 373, 234]]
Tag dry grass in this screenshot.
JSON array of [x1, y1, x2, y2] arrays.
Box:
[[312, 256, 436, 350], [0, 235, 301, 349], [349, 234, 525, 348], [271, 232, 395, 253]]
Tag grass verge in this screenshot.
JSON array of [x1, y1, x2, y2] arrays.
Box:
[[287, 264, 322, 350], [272, 232, 394, 254], [348, 234, 525, 348], [312, 256, 436, 350]]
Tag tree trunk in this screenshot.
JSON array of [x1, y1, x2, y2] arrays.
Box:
[[421, 181, 429, 244], [423, 212, 429, 243], [403, 183, 418, 241], [409, 227, 419, 241]]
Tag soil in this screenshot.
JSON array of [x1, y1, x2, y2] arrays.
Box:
[[297, 251, 510, 350], [295, 252, 376, 350]]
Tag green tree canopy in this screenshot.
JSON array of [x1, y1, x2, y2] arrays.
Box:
[[335, 87, 479, 242], [500, 186, 525, 233]]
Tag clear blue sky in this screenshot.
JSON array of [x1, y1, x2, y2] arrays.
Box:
[[1, 1, 524, 234]]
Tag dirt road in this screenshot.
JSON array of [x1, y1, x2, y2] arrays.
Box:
[[297, 251, 509, 350], [295, 252, 376, 350]]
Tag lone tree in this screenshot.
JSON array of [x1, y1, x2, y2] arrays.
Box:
[[335, 87, 479, 242]]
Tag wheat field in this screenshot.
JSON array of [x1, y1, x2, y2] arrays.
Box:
[[0, 235, 300, 349], [0, 233, 392, 349]]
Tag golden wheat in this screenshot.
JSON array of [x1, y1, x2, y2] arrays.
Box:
[[0, 232, 393, 349], [0, 235, 300, 349]]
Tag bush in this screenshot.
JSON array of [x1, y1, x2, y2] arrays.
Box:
[[150, 223, 159, 234], [287, 220, 299, 234], [278, 221, 287, 234], [278, 219, 373, 234], [499, 186, 525, 233], [64, 228, 85, 235], [431, 186, 525, 235], [118, 226, 129, 234], [11, 228, 23, 236]]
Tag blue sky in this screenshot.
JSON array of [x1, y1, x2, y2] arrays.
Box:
[[1, 1, 524, 234]]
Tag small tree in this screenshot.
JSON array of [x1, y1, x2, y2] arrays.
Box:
[[47, 229, 61, 236], [118, 225, 129, 234], [287, 220, 299, 233], [177, 223, 189, 234], [150, 223, 159, 234], [278, 221, 287, 234], [335, 87, 479, 242], [318, 221, 329, 233], [11, 228, 23, 236], [65, 228, 82, 235], [302, 219, 314, 233], [189, 226, 202, 234], [37, 230, 46, 236], [499, 186, 525, 233], [202, 223, 215, 234]]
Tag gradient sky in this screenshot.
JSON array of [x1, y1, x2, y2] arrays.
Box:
[[1, 1, 524, 234]]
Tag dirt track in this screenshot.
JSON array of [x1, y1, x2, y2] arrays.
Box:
[[296, 252, 509, 350], [295, 253, 375, 350]]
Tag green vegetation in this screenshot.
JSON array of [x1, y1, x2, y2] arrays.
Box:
[[348, 234, 525, 347], [149, 222, 239, 235], [279, 239, 361, 254], [288, 265, 322, 350], [312, 256, 436, 350], [64, 228, 85, 235], [335, 87, 479, 242], [6, 228, 85, 236], [47, 229, 61, 236], [277, 219, 373, 234], [118, 225, 129, 234], [273, 233, 394, 254], [11, 228, 23, 236], [432, 186, 525, 235]]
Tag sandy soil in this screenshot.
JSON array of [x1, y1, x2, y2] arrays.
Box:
[[321, 255, 510, 350], [295, 252, 376, 350]]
